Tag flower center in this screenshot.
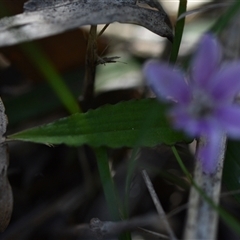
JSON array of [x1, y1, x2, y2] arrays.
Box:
[[188, 89, 214, 119]]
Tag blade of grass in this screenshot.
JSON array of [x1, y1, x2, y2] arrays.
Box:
[[121, 147, 140, 240], [124, 147, 139, 219], [169, 0, 187, 64], [94, 147, 120, 221], [20, 42, 80, 114], [94, 147, 131, 240]]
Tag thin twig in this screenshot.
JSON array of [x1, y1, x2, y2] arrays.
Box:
[[62, 213, 160, 239], [82, 25, 98, 109], [167, 203, 188, 219], [142, 170, 177, 240], [98, 24, 109, 37], [221, 189, 240, 198], [138, 227, 170, 239]]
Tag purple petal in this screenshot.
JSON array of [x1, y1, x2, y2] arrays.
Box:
[[143, 60, 191, 103], [170, 106, 217, 137], [186, 119, 212, 137], [215, 105, 240, 138], [208, 62, 240, 102], [169, 106, 193, 132], [196, 128, 223, 174], [191, 34, 221, 87], [171, 104, 223, 173]]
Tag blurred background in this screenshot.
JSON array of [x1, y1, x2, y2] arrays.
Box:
[[0, 0, 240, 239]]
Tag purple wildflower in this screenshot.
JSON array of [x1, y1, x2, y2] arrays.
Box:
[[143, 34, 240, 173]]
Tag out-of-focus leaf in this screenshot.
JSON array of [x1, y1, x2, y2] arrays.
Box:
[[0, 0, 173, 47], [4, 70, 83, 127], [8, 99, 189, 147], [20, 43, 81, 114], [223, 140, 240, 204], [0, 98, 13, 232], [210, 1, 240, 34]]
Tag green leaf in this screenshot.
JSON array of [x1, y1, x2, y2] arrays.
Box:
[[223, 140, 240, 204], [8, 99, 189, 147]]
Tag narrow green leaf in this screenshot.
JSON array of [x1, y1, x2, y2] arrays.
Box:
[[20, 42, 81, 114], [94, 147, 120, 220], [169, 0, 187, 64], [95, 147, 131, 240], [8, 99, 188, 147]]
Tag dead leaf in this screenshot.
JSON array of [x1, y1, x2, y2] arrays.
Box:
[[0, 98, 13, 232], [0, 0, 173, 47]]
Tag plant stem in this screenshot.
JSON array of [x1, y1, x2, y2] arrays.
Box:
[[95, 147, 132, 240], [169, 0, 187, 64], [82, 25, 98, 110], [183, 135, 226, 239], [172, 144, 240, 237], [95, 147, 120, 221]]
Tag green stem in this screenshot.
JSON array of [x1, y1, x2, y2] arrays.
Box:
[[95, 147, 120, 220], [169, 0, 187, 64], [124, 147, 139, 218], [95, 147, 131, 240], [171, 146, 192, 181], [21, 42, 80, 114]]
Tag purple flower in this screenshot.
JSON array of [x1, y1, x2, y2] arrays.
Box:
[[143, 34, 240, 173]]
